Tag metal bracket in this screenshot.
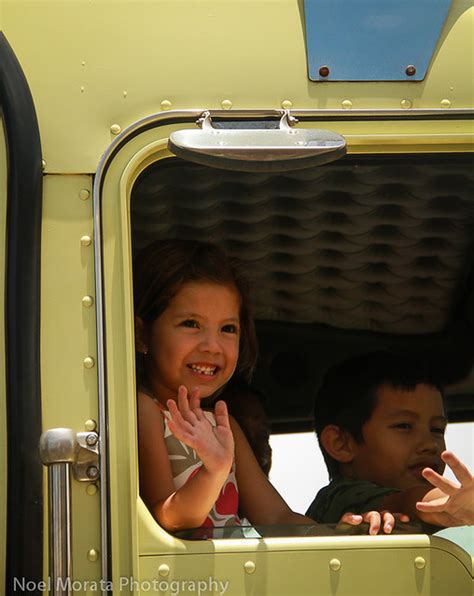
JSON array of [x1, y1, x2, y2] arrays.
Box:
[[279, 109, 298, 130], [196, 110, 213, 130], [197, 110, 299, 131], [73, 432, 100, 482], [39, 428, 100, 482]]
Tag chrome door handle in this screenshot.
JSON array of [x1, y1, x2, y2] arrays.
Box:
[[168, 110, 346, 171], [39, 428, 100, 595]]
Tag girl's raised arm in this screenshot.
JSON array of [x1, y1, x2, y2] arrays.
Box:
[[138, 389, 232, 532]]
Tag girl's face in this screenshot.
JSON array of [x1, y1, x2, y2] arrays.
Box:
[[142, 281, 241, 404]]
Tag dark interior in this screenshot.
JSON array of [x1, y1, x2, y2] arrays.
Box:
[[131, 153, 474, 432]]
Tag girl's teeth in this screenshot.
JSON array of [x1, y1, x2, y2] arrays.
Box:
[[190, 365, 216, 375]]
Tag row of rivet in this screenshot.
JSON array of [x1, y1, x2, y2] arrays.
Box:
[[78, 188, 100, 562], [80, 199, 96, 373], [106, 97, 454, 134], [130, 556, 426, 577]]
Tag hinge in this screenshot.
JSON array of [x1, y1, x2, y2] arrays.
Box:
[[73, 432, 100, 482]]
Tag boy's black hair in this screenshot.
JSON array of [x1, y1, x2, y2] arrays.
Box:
[[313, 351, 445, 479]]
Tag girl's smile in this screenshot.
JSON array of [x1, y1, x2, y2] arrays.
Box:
[[141, 281, 241, 405]]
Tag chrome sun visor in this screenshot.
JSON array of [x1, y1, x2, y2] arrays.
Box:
[[168, 111, 347, 172]]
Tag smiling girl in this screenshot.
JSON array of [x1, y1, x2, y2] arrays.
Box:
[[134, 239, 400, 535]]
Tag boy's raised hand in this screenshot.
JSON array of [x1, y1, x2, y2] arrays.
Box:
[[167, 386, 234, 475], [416, 451, 474, 526]]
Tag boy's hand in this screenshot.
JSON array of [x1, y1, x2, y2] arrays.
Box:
[[416, 451, 474, 526], [167, 386, 234, 475], [340, 511, 410, 535]]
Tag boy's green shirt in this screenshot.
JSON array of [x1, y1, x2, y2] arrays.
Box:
[[306, 475, 400, 523], [306, 475, 440, 533]]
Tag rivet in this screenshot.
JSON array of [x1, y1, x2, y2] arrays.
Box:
[[243, 561, 256, 574], [79, 189, 90, 201], [86, 433, 98, 447], [401, 99, 412, 109], [80, 235, 92, 247], [441, 99, 451, 108], [86, 465, 99, 480], [80, 86, 85, 93], [123, 91, 128, 98], [281, 100, 293, 109], [341, 99, 353, 109], [329, 558, 342, 571], [319, 65, 330, 77], [110, 124, 122, 135], [161, 100, 172, 111], [406, 65, 416, 76], [87, 549, 99, 562], [221, 99, 233, 110], [81, 61, 86, 67], [85, 419, 97, 431], [158, 564, 170, 577], [42, 160, 46, 170], [83, 356, 95, 369], [86, 484, 98, 496], [414, 556, 426, 569], [82, 295, 94, 308]]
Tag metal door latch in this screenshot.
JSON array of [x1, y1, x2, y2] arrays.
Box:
[[40, 428, 100, 482]]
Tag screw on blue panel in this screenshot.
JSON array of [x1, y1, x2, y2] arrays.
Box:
[[319, 65, 330, 78]]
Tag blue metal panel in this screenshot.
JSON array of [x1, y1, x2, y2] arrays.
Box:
[[304, 0, 452, 81]]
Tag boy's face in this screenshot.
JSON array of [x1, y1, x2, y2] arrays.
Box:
[[347, 383, 447, 490]]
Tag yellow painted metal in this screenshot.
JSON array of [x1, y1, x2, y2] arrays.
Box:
[[0, 0, 472, 172], [138, 538, 472, 596], [41, 174, 101, 587], [0, 116, 7, 596]]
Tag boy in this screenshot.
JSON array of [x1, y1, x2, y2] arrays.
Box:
[[307, 351, 474, 530]]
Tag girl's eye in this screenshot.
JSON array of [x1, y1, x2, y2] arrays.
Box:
[[222, 324, 239, 334], [432, 426, 446, 435], [181, 319, 199, 329], [393, 423, 412, 430]]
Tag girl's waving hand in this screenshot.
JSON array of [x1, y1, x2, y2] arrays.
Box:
[[167, 386, 234, 475]]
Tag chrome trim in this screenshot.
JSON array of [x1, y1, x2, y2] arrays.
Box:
[[292, 108, 473, 117], [49, 464, 72, 596], [39, 429, 75, 596], [91, 104, 474, 590], [92, 182, 111, 594]]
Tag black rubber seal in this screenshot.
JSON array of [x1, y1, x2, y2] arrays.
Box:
[[0, 32, 43, 593]]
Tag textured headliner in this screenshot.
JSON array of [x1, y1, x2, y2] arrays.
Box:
[[132, 156, 474, 335]]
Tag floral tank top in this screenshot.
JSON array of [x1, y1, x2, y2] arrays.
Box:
[[161, 409, 242, 534]]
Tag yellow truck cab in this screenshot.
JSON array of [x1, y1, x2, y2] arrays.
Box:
[[1, 1, 473, 594]]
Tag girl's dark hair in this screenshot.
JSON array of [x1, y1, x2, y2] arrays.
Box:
[[313, 351, 445, 479], [133, 239, 258, 383]]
